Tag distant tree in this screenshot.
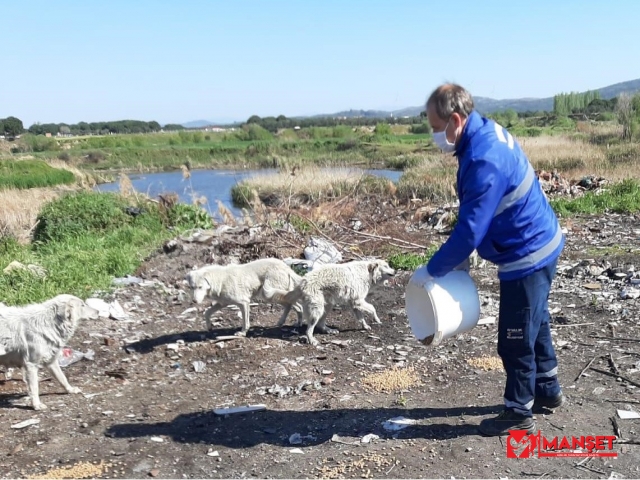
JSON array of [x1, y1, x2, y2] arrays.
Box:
[[59, 125, 71, 135], [553, 90, 601, 115], [163, 123, 185, 131], [276, 115, 287, 122], [247, 115, 261, 124], [1, 116, 24, 137], [617, 93, 634, 140]]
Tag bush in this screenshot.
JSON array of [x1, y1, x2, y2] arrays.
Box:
[[85, 151, 106, 163], [332, 125, 353, 138], [21, 134, 60, 153], [235, 124, 273, 142], [165, 203, 214, 230], [33, 191, 132, 243], [409, 122, 432, 134], [374, 123, 392, 136]]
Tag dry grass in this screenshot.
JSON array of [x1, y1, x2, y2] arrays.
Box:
[[396, 154, 458, 203], [517, 135, 606, 175], [45, 159, 96, 189], [234, 166, 396, 207], [360, 366, 421, 393], [399, 132, 640, 205], [0, 186, 76, 242]]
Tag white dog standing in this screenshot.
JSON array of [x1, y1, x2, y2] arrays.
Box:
[[0, 294, 100, 410], [263, 259, 396, 346], [184, 258, 304, 336]]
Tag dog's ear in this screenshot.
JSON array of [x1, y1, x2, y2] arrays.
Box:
[[63, 298, 83, 323], [368, 262, 377, 273]]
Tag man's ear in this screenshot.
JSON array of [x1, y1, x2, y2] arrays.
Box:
[[451, 112, 463, 129]]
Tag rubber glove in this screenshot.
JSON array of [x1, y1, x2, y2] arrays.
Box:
[[409, 264, 433, 288], [453, 257, 470, 273]]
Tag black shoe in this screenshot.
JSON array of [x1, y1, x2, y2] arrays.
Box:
[[532, 393, 565, 413], [478, 409, 536, 437]]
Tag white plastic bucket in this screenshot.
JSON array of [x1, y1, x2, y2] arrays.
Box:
[[405, 270, 481, 347]]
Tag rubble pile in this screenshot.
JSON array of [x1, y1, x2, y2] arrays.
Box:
[[537, 170, 608, 198]]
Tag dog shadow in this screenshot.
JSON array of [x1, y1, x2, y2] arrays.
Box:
[[124, 324, 319, 354], [105, 404, 503, 448]]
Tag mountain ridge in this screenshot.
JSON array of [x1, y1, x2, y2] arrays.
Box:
[[180, 78, 640, 127]]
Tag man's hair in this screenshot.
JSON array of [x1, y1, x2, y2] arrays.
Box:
[[426, 84, 475, 120]]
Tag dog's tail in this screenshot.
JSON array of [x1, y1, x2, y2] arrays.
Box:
[[262, 284, 302, 305]]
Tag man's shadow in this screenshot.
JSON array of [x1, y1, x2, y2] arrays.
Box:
[[105, 404, 502, 448]]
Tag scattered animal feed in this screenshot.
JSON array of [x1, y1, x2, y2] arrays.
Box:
[[25, 460, 112, 479], [360, 366, 420, 393], [467, 355, 504, 371], [316, 452, 398, 479]]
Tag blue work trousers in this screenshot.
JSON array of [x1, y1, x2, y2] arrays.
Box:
[[497, 257, 562, 416]]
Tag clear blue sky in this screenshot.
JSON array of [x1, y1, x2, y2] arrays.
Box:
[[2, 0, 638, 127]]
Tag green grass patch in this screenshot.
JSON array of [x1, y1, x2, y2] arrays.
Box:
[[388, 245, 438, 271], [551, 179, 640, 216], [0, 191, 213, 306], [0, 159, 75, 189]]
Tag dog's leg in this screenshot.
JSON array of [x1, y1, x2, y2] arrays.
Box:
[[352, 307, 371, 331], [315, 311, 339, 335], [24, 363, 46, 411], [276, 303, 292, 328], [305, 312, 321, 346], [46, 360, 81, 394], [354, 299, 381, 324], [235, 302, 251, 337], [293, 303, 304, 327], [203, 303, 223, 330]]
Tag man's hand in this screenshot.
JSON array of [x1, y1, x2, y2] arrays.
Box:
[[409, 265, 433, 288]]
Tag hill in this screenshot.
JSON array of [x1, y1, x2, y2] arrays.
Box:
[[176, 78, 640, 126], [312, 78, 640, 118]]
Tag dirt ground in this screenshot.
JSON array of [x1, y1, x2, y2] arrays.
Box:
[[1, 199, 640, 479]]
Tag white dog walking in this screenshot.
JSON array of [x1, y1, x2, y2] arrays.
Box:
[[184, 258, 304, 336], [0, 294, 100, 410], [263, 259, 396, 346]]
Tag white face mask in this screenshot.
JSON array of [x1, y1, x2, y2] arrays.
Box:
[[433, 120, 457, 153]]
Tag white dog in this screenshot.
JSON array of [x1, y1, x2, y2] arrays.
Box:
[[0, 294, 100, 410], [263, 259, 396, 346], [184, 258, 305, 336]]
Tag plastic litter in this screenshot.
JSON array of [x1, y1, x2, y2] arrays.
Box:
[[58, 347, 95, 367]]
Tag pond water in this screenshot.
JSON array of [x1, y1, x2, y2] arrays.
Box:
[[94, 167, 403, 218], [94, 168, 402, 216]]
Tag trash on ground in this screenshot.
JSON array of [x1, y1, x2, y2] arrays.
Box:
[[382, 416, 418, 431], [11, 418, 40, 429], [58, 347, 95, 368], [213, 404, 266, 415], [617, 409, 640, 419]]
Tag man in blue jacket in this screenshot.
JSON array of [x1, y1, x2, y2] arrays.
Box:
[[410, 84, 565, 436]]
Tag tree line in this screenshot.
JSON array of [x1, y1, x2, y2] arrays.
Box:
[[0, 90, 634, 140], [27, 120, 164, 136], [245, 114, 425, 133]]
